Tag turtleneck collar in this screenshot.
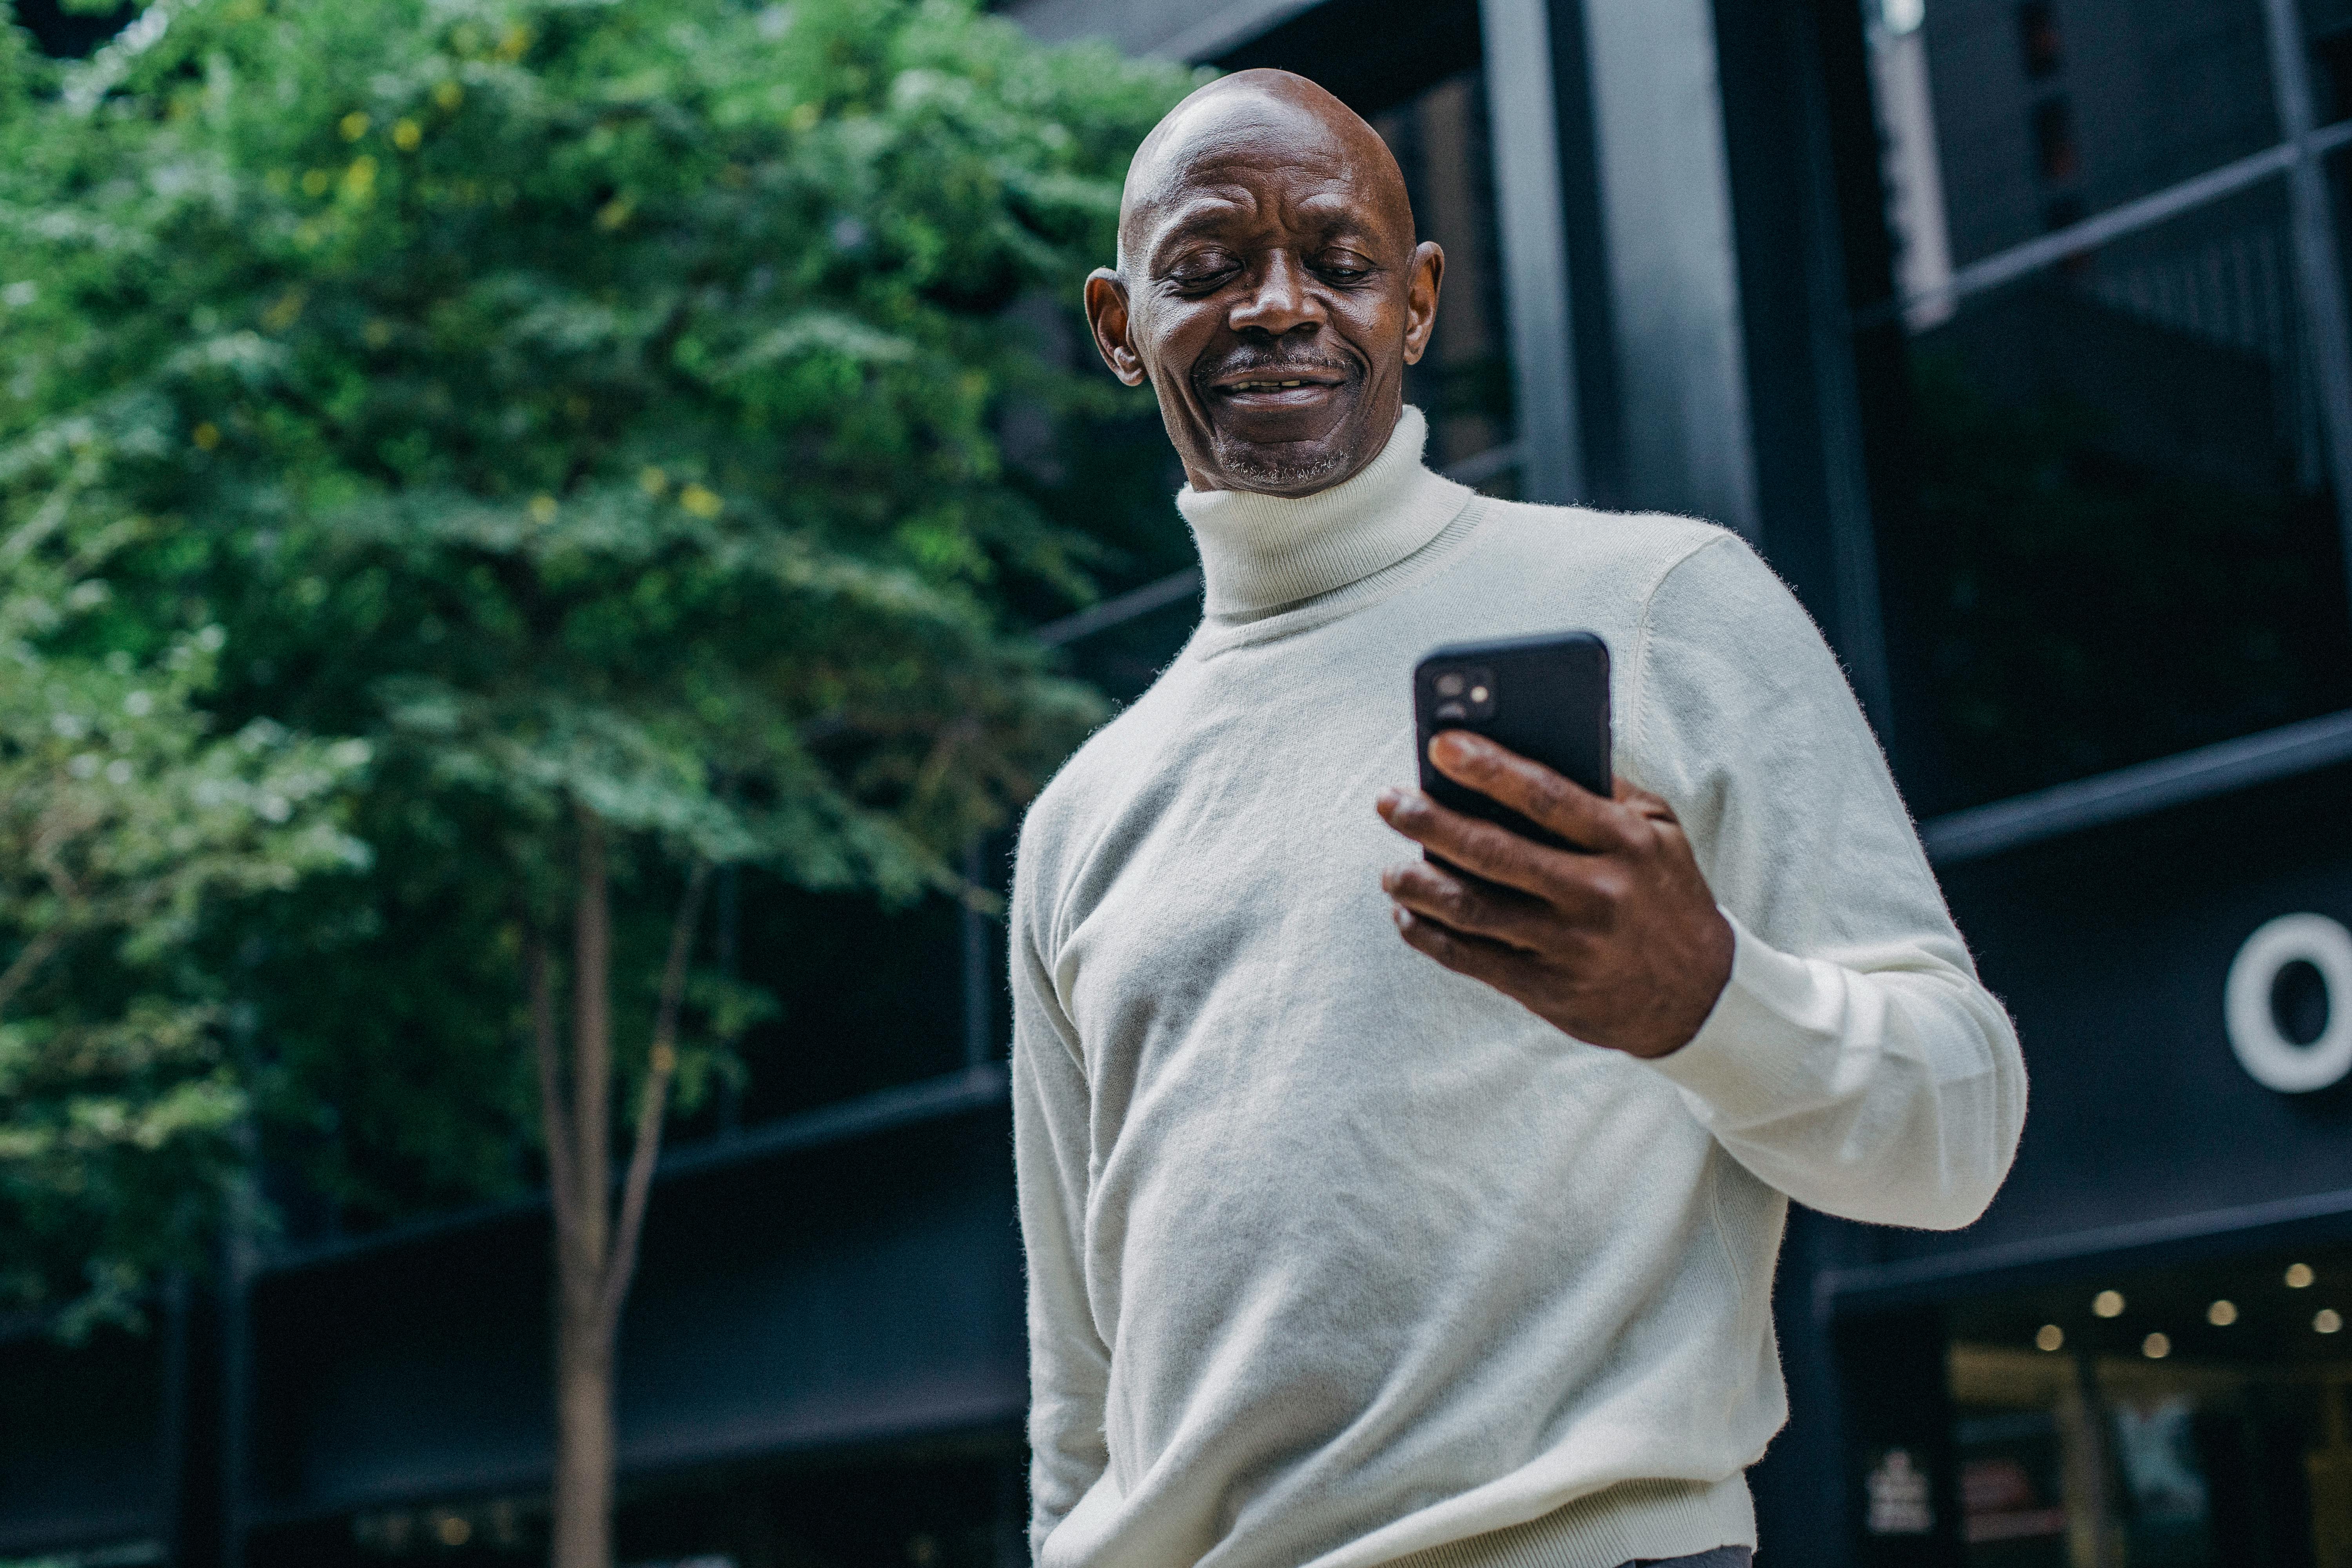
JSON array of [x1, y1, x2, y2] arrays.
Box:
[[1175, 405, 1475, 617]]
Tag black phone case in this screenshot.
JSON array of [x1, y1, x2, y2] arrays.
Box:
[[1413, 631, 1612, 852]]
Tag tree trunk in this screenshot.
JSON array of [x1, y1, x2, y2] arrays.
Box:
[[550, 808, 614, 1568], [535, 808, 708, 1568], [551, 1299, 616, 1568]]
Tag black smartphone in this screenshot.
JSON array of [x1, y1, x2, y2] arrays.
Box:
[[1413, 631, 1612, 852]]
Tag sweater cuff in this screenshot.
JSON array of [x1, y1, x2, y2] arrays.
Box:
[[1644, 911, 1836, 1123]]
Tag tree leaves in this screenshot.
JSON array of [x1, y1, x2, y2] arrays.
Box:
[[0, 0, 1190, 1300], [0, 524, 367, 1331]]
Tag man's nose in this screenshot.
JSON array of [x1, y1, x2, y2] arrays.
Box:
[[1227, 252, 1325, 338]]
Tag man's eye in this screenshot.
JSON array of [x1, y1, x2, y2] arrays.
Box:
[[1318, 256, 1372, 282], [1171, 263, 1238, 291]]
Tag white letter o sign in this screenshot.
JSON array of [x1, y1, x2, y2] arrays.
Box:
[[2225, 913, 2352, 1094]]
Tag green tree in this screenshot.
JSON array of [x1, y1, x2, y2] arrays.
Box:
[[0, 1, 1188, 1559], [0, 495, 367, 1339]]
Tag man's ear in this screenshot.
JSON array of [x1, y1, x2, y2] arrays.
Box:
[[1401, 241, 1445, 367], [1084, 269, 1148, 387]]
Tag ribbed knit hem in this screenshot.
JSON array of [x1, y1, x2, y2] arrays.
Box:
[[1376, 1476, 1755, 1568], [1646, 912, 1835, 1122]]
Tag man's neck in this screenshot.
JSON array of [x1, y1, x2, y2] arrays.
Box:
[[1175, 405, 1472, 616]]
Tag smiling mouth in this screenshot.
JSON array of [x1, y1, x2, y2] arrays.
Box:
[[1207, 367, 1352, 399]]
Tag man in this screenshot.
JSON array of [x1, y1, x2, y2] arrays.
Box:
[[1011, 69, 2025, 1568]]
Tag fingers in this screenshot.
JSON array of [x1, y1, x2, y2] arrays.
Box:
[[1375, 786, 1607, 909], [1616, 777, 1679, 826], [1391, 905, 1537, 992], [1426, 730, 1630, 852], [1381, 860, 1553, 950]]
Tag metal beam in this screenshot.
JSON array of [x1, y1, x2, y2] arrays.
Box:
[[1921, 707, 2352, 865], [1477, 0, 1584, 505], [1577, 0, 1760, 536], [240, 1073, 1025, 1527], [2259, 0, 2352, 620], [1861, 127, 2352, 325], [1818, 1182, 2352, 1312]]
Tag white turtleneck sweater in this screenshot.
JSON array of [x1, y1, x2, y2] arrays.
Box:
[[1011, 407, 2025, 1568]]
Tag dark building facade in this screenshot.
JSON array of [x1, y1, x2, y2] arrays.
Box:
[[13, 0, 2352, 1565], [996, 10, 2352, 1568]]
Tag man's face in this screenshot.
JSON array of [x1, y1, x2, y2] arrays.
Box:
[[1085, 82, 1443, 497]]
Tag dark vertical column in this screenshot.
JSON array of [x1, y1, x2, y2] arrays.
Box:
[[1541, 0, 1628, 509], [715, 863, 742, 1134], [1476, 0, 1627, 507], [993, 1453, 1027, 1568], [218, 1174, 258, 1568], [163, 1276, 227, 1568], [1835, 1299, 1965, 1568], [962, 838, 994, 1068], [1751, 1208, 1860, 1568], [2260, 0, 2352, 617], [1804, 0, 1950, 795], [1708, 0, 1895, 724]]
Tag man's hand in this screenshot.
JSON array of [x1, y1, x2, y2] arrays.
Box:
[[1375, 730, 1735, 1060]]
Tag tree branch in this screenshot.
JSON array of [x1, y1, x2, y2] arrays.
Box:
[[0, 926, 70, 1023], [527, 928, 577, 1237], [600, 859, 710, 1330]]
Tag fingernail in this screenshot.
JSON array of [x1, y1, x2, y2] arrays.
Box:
[[1376, 787, 1402, 813]]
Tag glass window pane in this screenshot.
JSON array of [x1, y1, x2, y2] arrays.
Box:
[[1872, 175, 2352, 814], [1882, 0, 2281, 273], [1932, 1245, 2352, 1568], [1373, 68, 1519, 493], [2309, 0, 2352, 122]]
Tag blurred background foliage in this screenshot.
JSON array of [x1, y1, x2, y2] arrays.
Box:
[[0, 0, 1192, 1332]]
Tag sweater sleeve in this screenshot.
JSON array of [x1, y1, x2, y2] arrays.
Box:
[[1628, 533, 2026, 1230], [1009, 828, 1111, 1554]]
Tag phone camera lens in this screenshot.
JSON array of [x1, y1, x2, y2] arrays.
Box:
[[1435, 672, 1466, 698], [1434, 701, 1467, 721]]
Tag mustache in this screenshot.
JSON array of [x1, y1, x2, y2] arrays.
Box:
[[1194, 351, 1359, 383]]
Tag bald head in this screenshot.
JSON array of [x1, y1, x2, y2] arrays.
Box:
[[1084, 70, 1443, 497], [1115, 71, 1415, 278]]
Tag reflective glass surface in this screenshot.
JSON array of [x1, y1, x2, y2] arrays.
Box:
[[1864, 27, 2352, 814], [1373, 68, 1518, 492], [1940, 1245, 2352, 1568], [1896, 0, 2281, 270]]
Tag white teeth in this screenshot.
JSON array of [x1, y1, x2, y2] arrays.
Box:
[[1233, 380, 1309, 390]]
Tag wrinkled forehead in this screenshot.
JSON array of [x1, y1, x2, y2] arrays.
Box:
[[1117, 88, 1408, 270]]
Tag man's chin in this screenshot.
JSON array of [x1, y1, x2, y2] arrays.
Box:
[[1211, 439, 1354, 495], [1201, 401, 1375, 496]]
